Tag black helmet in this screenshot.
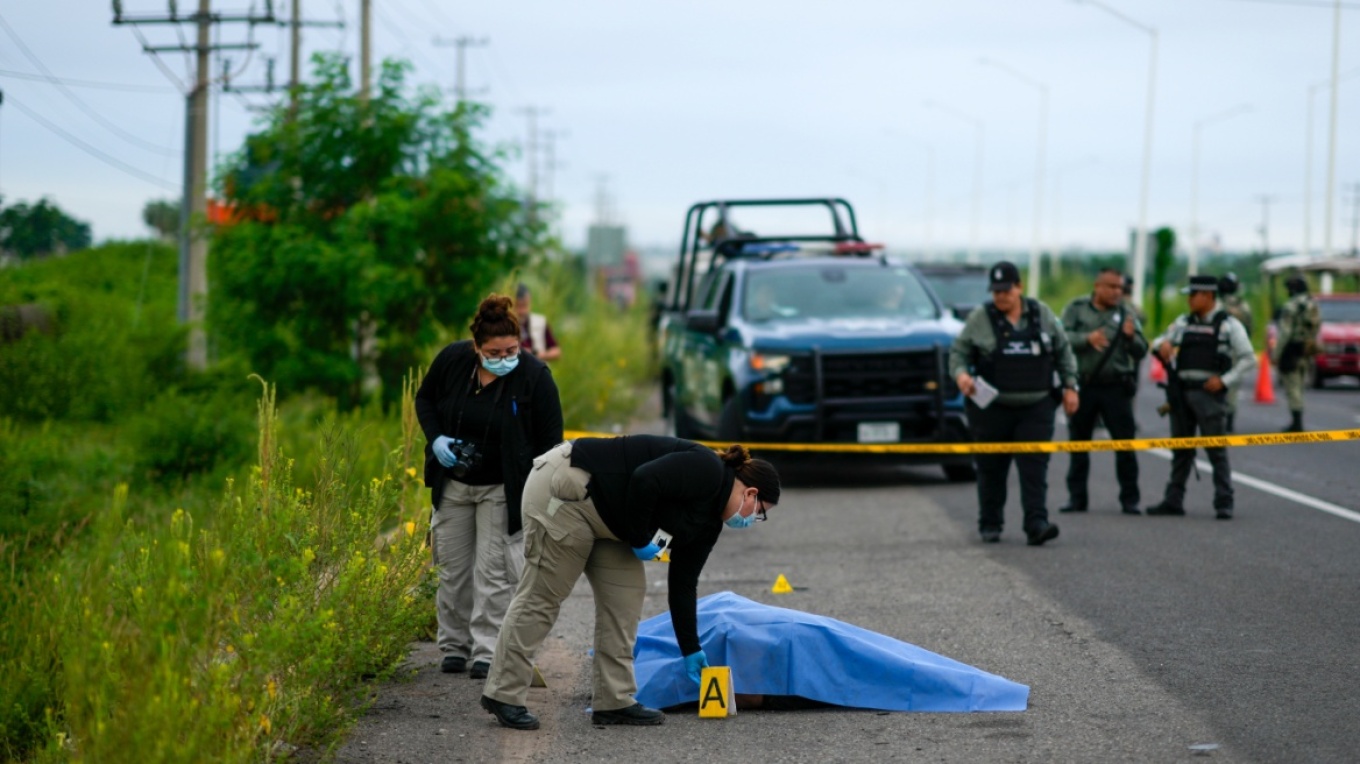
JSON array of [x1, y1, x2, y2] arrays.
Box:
[[1285, 275, 1308, 296], [1218, 272, 1240, 296]]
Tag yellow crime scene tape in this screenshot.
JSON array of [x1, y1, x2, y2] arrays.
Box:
[[562, 428, 1360, 456]]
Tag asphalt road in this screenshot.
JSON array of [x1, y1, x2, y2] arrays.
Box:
[[334, 375, 1360, 764]]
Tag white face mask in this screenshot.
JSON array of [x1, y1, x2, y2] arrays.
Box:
[[724, 493, 758, 530]]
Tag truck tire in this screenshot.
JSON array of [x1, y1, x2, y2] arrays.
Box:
[[943, 463, 977, 482], [717, 396, 745, 442], [668, 381, 698, 439]]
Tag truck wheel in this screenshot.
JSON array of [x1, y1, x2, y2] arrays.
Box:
[[669, 383, 697, 439], [717, 397, 744, 441], [943, 463, 977, 482]]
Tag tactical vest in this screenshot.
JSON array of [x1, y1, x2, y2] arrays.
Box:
[[1177, 311, 1231, 374], [979, 299, 1054, 393]]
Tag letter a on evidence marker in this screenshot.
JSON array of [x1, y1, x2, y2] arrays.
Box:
[[698, 666, 735, 718], [772, 574, 794, 594]]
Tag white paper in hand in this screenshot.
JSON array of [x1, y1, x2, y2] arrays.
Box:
[[969, 376, 999, 410], [649, 529, 673, 551]]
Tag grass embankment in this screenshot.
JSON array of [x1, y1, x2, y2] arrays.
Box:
[[0, 243, 658, 761]]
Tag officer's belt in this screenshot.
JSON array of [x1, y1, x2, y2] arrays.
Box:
[[562, 429, 1360, 455]]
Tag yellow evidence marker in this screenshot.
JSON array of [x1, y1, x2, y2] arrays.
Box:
[[698, 666, 736, 718], [771, 574, 794, 594]]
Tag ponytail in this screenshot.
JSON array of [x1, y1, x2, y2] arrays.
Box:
[[720, 444, 781, 506]]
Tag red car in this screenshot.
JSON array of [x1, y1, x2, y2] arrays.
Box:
[[1312, 294, 1360, 387]]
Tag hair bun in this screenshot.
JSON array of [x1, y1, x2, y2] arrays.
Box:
[[720, 444, 752, 468]]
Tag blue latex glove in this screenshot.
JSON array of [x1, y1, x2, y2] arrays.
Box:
[[432, 435, 460, 468], [632, 542, 662, 561], [683, 650, 709, 683]]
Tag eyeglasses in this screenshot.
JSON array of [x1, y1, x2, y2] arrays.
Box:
[[481, 346, 520, 360], [755, 500, 769, 522]]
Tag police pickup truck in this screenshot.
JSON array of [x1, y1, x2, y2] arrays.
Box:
[[657, 198, 974, 480]]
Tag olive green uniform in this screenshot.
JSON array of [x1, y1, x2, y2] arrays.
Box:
[[1219, 294, 1254, 429], [1060, 296, 1148, 511], [1272, 293, 1320, 424]]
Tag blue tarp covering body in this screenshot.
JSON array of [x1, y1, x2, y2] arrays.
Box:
[[634, 592, 1029, 712]]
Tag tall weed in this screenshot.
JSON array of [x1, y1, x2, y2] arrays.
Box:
[[1, 380, 431, 762]]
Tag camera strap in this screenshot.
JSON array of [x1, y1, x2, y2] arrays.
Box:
[[453, 364, 507, 449]]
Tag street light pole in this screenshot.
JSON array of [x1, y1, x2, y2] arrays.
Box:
[[925, 100, 985, 264], [1190, 104, 1251, 275], [1323, 0, 1343, 258], [980, 57, 1048, 297], [1076, 0, 1157, 308]]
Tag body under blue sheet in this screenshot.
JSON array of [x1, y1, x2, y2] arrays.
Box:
[[634, 591, 1029, 712]]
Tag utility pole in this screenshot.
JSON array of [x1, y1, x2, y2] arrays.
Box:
[[290, 0, 301, 115], [516, 106, 549, 222], [359, 0, 371, 103], [432, 35, 488, 103], [1348, 181, 1360, 256], [1255, 194, 1276, 257], [113, 0, 275, 369], [542, 128, 568, 212]]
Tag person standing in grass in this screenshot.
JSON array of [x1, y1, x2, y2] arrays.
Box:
[[416, 294, 564, 681]]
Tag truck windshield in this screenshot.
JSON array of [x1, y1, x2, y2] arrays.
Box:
[[1318, 300, 1360, 323], [918, 269, 990, 308], [743, 265, 939, 322]]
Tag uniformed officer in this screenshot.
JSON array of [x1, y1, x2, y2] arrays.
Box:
[[950, 261, 1079, 546], [1147, 274, 1256, 519], [1272, 275, 1320, 433], [1060, 268, 1148, 515], [1217, 272, 1254, 433]]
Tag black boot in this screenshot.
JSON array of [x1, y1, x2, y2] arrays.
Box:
[[1282, 410, 1303, 433]]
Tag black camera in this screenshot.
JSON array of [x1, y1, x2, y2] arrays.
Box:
[[448, 440, 482, 479]]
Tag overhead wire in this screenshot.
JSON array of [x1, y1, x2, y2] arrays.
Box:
[[6, 95, 180, 192], [0, 68, 174, 93], [0, 10, 178, 157]]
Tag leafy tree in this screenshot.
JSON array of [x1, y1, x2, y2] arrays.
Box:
[[142, 199, 179, 239], [210, 54, 542, 408], [0, 197, 93, 259]]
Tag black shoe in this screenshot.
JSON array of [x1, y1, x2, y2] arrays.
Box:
[[469, 660, 490, 680], [1026, 523, 1059, 547], [480, 695, 540, 730], [441, 655, 467, 674], [1122, 505, 1142, 515], [1146, 502, 1185, 516], [1058, 503, 1088, 513], [979, 529, 1001, 544], [1215, 508, 1234, 520], [592, 702, 665, 726]]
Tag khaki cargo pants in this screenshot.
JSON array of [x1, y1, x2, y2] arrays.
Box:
[[483, 441, 647, 713]]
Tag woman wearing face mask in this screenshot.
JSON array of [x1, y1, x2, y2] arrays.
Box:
[[480, 435, 781, 730], [415, 293, 564, 681]]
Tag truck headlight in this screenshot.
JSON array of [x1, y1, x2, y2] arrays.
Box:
[[750, 353, 792, 373]]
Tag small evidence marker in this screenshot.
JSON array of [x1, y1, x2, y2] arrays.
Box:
[[698, 666, 736, 718], [531, 665, 547, 688], [772, 574, 794, 594]]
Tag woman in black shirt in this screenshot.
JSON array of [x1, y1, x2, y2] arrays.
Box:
[[415, 294, 563, 680], [479, 434, 780, 730]]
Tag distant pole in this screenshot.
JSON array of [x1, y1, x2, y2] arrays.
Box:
[[925, 100, 984, 264], [980, 57, 1047, 297], [517, 106, 549, 221], [359, 0, 371, 103], [1077, 0, 1158, 308], [289, 0, 301, 116], [1322, 0, 1342, 257], [433, 36, 488, 104], [1189, 104, 1251, 275], [1303, 81, 1325, 258], [182, 0, 211, 368], [1349, 182, 1360, 256], [1255, 194, 1275, 257]]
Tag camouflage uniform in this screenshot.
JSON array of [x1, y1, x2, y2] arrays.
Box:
[[1219, 293, 1254, 431], [1272, 291, 1320, 431]]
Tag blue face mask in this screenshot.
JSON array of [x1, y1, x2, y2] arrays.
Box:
[[724, 495, 757, 530], [481, 353, 520, 377]]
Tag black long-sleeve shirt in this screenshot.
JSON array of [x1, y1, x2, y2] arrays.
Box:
[[571, 435, 734, 656]]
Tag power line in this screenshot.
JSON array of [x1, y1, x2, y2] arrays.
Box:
[[0, 68, 174, 93], [0, 10, 177, 156], [6, 95, 178, 192]]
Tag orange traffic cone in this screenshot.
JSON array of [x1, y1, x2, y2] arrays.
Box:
[[1150, 356, 1167, 383], [1254, 350, 1275, 404]]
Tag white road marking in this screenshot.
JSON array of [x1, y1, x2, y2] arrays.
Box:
[[1147, 448, 1360, 524]]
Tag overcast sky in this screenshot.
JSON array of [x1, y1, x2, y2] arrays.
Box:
[[2, 0, 1358, 259]]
